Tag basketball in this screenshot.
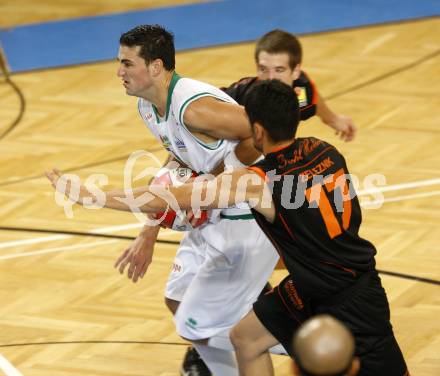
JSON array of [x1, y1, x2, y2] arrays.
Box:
[[151, 167, 208, 231]]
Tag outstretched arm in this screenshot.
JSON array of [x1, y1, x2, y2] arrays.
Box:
[[316, 93, 357, 142], [46, 167, 275, 222], [113, 153, 180, 283]]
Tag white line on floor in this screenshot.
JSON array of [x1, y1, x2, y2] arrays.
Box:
[[0, 178, 438, 250], [0, 223, 176, 250], [0, 234, 70, 250], [357, 177, 440, 195], [361, 190, 440, 208], [0, 355, 23, 376], [0, 239, 117, 261]]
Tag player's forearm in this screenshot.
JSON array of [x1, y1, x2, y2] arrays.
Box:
[[316, 93, 338, 128], [101, 191, 142, 212], [138, 223, 161, 241], [104, 169, 259, 214], [101, 188, 167, 213], [183, 169, 260, 210]]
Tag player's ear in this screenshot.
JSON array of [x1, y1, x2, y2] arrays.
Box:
[[291, 360, 300, 376], [253, 122, 264, 139], [150, 59, 163, 76], [292, 63, 301, 80], [348, 357, 360, 376]]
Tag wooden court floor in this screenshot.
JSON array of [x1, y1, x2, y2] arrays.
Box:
[[0, 3, 439, 375]]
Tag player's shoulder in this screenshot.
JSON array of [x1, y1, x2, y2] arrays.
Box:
[[297, 137, 336, 153], [296, 137, 345, 168], [175, 77, 220, 94], [172, 77, 234, 103], [170, 76, 235, 123], [294, 70, 313, 87], [231, 76, 258, 88], [261, 137, 338, 169], [222, 76, 258, 104]]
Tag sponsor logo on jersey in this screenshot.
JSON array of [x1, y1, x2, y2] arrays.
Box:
[[297, 87, 308, 107], [175, 137, 187, 151], [284, 279, 304, 310], [159, 135, 172, 151], [185, 317, 198, 329], [171, 258, 183, 274]]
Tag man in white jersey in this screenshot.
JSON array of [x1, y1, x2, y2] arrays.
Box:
[[114, 25, 279, 375]]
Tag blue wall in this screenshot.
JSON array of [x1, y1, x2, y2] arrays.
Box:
[[1, 0, 439, 72]]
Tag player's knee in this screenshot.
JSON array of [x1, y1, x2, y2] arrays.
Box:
[[164, 297, 180, 315], [229, 325, 243, 349], [230, 325, 256, 360]]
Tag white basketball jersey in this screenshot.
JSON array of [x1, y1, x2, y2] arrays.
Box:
[[138, 72, 239, 174]]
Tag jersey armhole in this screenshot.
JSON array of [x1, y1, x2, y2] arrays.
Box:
[[178, 93, 232, 150], [302, 70, 318, 106]]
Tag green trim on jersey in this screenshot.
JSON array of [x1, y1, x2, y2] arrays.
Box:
[[220, 213, 255, 220], [152, 106, 160, 124], [178, 92, 228, 150], [152, 71, 181, 122]]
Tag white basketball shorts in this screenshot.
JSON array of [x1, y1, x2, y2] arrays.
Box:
[[165, 215, 279, 340]]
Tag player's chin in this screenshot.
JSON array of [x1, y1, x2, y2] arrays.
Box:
[[124, 87, 136, 96]]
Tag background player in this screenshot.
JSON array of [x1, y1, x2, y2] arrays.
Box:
[[222, 29, 356, 184], [223, 29, 357, 142], [292, 315, 360, 376], [47, 79, 408, 376]]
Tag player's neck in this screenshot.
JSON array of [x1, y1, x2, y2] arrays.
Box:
[[143, 70, 175, 117], [263, 138, 295, 155]]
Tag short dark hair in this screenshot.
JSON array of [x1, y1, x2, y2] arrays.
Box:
[[244, 80, 299, 143], [255, 29, 302, 70], [120, 24, 175, 70]]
